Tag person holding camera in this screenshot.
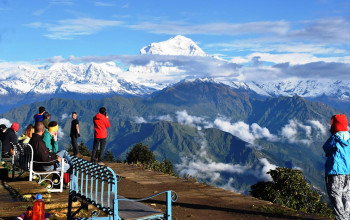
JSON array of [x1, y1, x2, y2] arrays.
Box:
[[91, 107, 110, 165]]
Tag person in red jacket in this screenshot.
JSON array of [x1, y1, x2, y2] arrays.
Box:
[[91, 107, 110, 165]]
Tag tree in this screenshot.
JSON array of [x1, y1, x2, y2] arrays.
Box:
[[250, 167, 333, 218], [67, 142, 91, 156], [126, 142, 155, 164], [104, 150, 117, 162]]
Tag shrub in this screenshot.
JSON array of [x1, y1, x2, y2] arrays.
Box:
[[250, 167, 333, 218], [104, 150, 117, 162], [145, 159, 176, 176], [67, 142, 91, 156], [126, 142, 155, 165]]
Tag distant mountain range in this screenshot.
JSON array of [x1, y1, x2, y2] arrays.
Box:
[[0, 79, 345, 193], [1, 35, 350, 113]]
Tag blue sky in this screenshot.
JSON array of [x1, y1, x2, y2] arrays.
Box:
[[1, 0, 350, 80]]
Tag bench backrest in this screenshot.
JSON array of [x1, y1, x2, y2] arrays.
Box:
[[69, 156, 119, 218], [12, 143, 33, 172]]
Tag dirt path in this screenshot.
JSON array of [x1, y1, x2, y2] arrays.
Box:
[[109, 163, 330, 220], [0, 164, 331, 220]]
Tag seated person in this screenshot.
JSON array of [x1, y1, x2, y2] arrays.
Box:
[[43, 121, 59, 153], [18, 124, 34, 144], [29, 122, 73, 178], [0, 123, 19, 158]]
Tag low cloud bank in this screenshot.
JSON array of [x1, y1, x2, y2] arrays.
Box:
[[140, 110, 327, 147], [280, 119, 327, 145], [175, 131, 277, 192]]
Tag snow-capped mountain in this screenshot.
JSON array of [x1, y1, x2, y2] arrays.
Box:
[[1, 35, 350, 113], [140, 35, 207, 56], [232, 80, 350, 101], [0, 62, 154, 96]]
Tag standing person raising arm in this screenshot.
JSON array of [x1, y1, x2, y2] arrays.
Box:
[[91, 107, 110, 165]]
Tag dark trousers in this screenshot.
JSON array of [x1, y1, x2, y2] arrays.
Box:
[[70, 136, 79, 155], [91, 138, 107, 162]]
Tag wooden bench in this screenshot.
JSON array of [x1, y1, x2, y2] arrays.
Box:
[[11, 142, 65, 192], [67, 156, 177, 220]]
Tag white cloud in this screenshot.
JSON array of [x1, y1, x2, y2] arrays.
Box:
[[230, 52, 350, 65], [57, 127, 64, 138], [308, 120, 327, 136], [27, 18, 123, 40], [213, 118, 278, 144], [258, 158, 277, 181], [176, 132, 251, 185], [251, 123, 279, 142], [221, 177, 236, 192], [133, 116, 147, 124], [176, 110, 206, 129], [214, 119, 255, 143], [94, 1, 115, 7], [208, 41, 346, 55], [280, 119, 327, 145], [0, 118, 11, 127], [127, 20, 290, 36], [156, 114, 173, 122], [34, 51, 350, 83], [61, 113, 68, 120], [175, 131, 277, 192]]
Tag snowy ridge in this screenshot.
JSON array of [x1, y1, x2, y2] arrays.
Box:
[[0, 62, 154, 96], [240, 80, 350, 100], [140, 35, 207, 56], [0, 35, 350, 108]]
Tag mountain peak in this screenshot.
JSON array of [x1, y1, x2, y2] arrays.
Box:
[[140, 35, 207, 56]]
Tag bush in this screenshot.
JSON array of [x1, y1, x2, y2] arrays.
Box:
[[250, 167, 333, 218], [145, 159, 176, 176], [126, 142, 155, 165], [104, 150, 117, 162], [67, 142, 91, 156]]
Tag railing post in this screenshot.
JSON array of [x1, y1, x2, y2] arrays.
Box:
[[166, 190, 172, 220]]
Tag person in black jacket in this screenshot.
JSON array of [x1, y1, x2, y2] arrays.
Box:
[[70, 112, 80, 157], [29, 122, 72, 173], [0, 122, 19, 158]]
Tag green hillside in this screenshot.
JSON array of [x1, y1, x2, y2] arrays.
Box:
[[1, 80, 346, 194]]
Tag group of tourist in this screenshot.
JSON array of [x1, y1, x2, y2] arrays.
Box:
[[0, 106, 110, 182]]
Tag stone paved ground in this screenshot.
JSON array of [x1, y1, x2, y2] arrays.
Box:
[[0, 164, 331, 220]]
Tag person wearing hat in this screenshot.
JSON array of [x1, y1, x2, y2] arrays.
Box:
[[0, 122, 19, 158], [43, 121, 59, 153], [323, 114, 350, 220], [42, 112, 51, 129]]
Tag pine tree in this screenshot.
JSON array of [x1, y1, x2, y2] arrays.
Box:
[[104, 150, 117, 162]]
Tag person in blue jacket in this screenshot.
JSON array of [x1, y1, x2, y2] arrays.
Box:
[[323, 114, 350, 220]]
